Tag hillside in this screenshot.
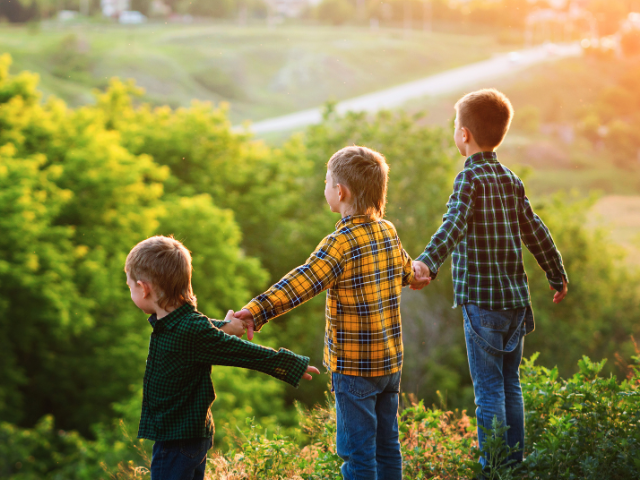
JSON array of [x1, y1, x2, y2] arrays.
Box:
[[1, 21, 506, 123]]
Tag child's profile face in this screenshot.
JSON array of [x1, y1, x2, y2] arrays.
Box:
[[324, 169, 340, 213]]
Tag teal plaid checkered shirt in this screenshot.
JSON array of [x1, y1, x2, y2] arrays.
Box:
[[137, 303, 309, 441], [417, 151, 568, 310]]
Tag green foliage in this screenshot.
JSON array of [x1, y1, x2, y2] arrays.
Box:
[[0, 55, 273, 440], [89, 354, 638, 479], [523, 193, 640, 379], [520, 353, 640, 479]]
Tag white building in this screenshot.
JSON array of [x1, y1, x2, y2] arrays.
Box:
[[101, 0, 131, 18], [264, 0, 321, 18]]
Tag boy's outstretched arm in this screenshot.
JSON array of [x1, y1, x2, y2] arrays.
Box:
[[235, 234, 344, 340], [518, 189, 569, 303], [194, 322, 318, 388], [416, 170, 476, 277]]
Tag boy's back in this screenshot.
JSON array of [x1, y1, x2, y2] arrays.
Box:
[[420, 151, 565, 310], [248, 214, 414, 376]]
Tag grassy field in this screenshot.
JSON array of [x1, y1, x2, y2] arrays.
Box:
[[0, 21, 508, 123]]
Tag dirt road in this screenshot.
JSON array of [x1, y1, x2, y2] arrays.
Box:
[[246, 42, 581, 134]]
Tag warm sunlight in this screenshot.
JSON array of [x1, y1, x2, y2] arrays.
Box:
[[1, 0, 639, 479]]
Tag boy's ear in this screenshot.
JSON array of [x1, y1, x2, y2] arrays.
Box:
[[337, 183, 351, 202], [461, 126, 472, 144], [138, 280, 153, 299]]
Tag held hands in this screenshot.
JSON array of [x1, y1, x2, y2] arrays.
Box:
[[220, 310, 246, 338], [410, 261, 432, 291], [233, 308, 256, 340], [551, 278, 568, 304], [302, 366, 321, 381]]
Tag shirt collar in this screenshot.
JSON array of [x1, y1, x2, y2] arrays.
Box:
[[335, 214, 375, 230], [464, 151, 498, 168], [147, 303, 195, 332]]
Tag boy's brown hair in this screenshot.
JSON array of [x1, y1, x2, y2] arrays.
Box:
[[125, 236, 197, 309], [455, 88, 514, 149], [328, 146, 389, 220]]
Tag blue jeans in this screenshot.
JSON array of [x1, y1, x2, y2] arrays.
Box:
[[333, 371, 402, 480], [150, 436, 212, 480], [463, 303, 531, 468]]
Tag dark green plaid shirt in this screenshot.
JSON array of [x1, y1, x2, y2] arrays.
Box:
[[138, 303, 309, 441], [417, 151, 568, 311]]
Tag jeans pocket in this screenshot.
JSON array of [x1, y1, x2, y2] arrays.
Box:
[[478, 309, 513, 330], [179, 437, 209, 459], [347, 375, 379, 398]]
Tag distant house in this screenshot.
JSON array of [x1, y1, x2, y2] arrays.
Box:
[[101, 0, 131, 18], [264, 0, 320, 18]]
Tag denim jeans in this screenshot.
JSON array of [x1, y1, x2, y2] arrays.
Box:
[[333, 371, 403, 480], [150, 436, 213, 480], [462, 303, 531, 468]]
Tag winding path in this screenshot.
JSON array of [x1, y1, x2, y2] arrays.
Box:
[[246, 42, 581, 134]]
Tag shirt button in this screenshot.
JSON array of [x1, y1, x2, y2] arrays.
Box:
[[151, 333, 157, 338], [142, 401, 148, 406]]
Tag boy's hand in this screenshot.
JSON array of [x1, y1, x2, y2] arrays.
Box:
[[302, 366, 320, 381], [234, 309, 256, 340], [551, 278, 568, 304], [410, 261, 432, 290], [219, 310, 245, 338]]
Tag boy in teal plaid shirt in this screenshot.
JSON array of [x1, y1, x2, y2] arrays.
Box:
[[125, 235, 319, 480], [412, 89, 568, 471]]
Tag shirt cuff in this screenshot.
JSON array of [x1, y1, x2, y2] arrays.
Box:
[[548, 272, 568, 292], [285, 353, 310, 388], [415, 253, 439, 280], [245, 300, 268, 332]]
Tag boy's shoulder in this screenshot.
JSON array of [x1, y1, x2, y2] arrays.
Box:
[[329, 217, 399, 251], [459, 159, 523, 187], [170, 307, 215, 335]]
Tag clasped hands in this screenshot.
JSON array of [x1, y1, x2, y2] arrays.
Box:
[[410, 261, 432, 291]]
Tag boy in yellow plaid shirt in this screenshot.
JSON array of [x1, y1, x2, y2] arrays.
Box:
[[234, 146, 426, 479]]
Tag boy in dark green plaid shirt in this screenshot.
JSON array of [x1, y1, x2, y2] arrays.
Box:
[[125, 235, 319, 480], [412, 89, 568, 471]]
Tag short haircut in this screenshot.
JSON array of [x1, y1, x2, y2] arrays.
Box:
[[328, 146, 389, 220], [125, 235, 197, 310], [455, 88, 514, 149]]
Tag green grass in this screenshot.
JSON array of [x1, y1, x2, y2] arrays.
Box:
[[0, 21, 507, 123]]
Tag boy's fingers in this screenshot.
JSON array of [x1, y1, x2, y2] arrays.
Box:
[[246, 323, 254, 341], [303, 366, 320, 380]]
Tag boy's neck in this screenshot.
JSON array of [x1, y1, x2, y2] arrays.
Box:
[[339, 204, 356, 218], [155, 303, 178, 320], [464, 145, 494, 158]]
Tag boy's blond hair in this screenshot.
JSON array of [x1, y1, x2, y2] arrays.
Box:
[[125, 236, 197, 309], [328, 146, 389, 220], [455, 88, 514, 149]]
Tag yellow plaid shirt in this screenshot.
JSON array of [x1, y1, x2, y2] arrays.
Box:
[[245, 215, 415, 377]]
